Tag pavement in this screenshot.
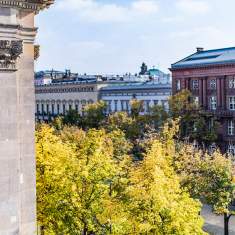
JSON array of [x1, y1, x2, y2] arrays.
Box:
[[202, 205, 235, 235]]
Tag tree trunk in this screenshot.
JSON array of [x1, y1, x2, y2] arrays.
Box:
[[224, 213, 230, 235], [40, 226, 45, 235]]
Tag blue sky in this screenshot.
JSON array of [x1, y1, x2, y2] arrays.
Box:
[[35, 0, 235, 74]]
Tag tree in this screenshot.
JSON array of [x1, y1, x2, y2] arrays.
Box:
[[36, 125, 132, 234], [105, 112, 139, 140], [63, 109, 81, 126], [130, 99, 144, 118], [36, 124, 79, 234], [169, 89, 219, 145], [82, 101, 107, 129], [173, 144, 234, 213], [36, 122, 208, 234], [126, 139, 206, 234], [149, 104, 169, 129]]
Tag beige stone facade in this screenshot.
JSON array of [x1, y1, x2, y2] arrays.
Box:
[[35, 83, 101, 119], [0, 1, 53, 234]]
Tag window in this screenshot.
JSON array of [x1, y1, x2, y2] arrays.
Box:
[[144, 100, 150, 113], [108, 101, 112, 113], [229, 78, 235, 89], [63, 104, 66, 114], [193, 96, 199, 106], [209, 143, 217, 154], [52, 104, 54, 115], [69, 104, 72, 110], [154, 100, 159, 105], [229, 96, 235, 110], [228, 144, 235, 156], [121, 101, 125, 111], [37, 104, 39, 113], [192, 80, 199, 90], [41, 104, 44, 114], [75, 104, 79, 112], [46, 104, 49, 114], [161, 100, 166, 108], [192, 140, 199, 150], [209, 79, 217, 89], [209, 96, 217, 110], [176, 80, 181, 91], [57, 104, 60, 114], [114, 100, 118, 112], [228, 120, 235, 136]]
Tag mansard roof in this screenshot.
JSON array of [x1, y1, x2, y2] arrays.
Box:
[[0, 0, 54, 11], [100, 82, 172, 92], [171, 47, 235, 69]]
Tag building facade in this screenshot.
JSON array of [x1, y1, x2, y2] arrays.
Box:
[[0, 1, 54, 234], [171, 47, 235, 153], [35, 82, 101, 120], [100, 82, 171, 114], [35, 80, 172, 120]]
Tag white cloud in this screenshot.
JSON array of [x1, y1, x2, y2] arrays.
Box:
[[170, 26, 221, 39], [131, 0, 159, 14], [169, 26, 235, 51], [56, 0, 159, 22], [176, 0, 210, 14]]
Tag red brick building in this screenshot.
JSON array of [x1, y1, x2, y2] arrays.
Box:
[[171, 47, 235, 154]]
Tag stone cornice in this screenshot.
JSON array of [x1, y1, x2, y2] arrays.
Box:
[[0, 0, 54, 11]]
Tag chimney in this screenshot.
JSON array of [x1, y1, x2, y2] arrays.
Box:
[[197, 47, 204, 52]]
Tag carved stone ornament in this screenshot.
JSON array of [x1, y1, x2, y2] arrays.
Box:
[[34, 44, 40, 60], [0, 40, 23, 71], [0, 0, 54, 11]]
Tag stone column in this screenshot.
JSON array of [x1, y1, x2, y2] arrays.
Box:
[[0, 1, 54, 235]]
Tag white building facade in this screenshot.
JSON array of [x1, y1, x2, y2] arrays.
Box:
[[100, 82, 172, 114], [35, 81, 172, 120], [35, 82, 102, 120]]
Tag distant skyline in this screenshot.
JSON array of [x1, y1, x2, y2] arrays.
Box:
[[36, 0, 235, 74]]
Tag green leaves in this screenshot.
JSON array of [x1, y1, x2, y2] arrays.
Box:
[[173, 144, 234, 213], [36, 123, 207, 234]]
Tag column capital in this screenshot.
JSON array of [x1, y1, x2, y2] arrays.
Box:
[[0, 40, 23, 71], [0, 0, 54, 12]]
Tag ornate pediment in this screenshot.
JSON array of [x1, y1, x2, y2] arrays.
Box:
[[0, 40, 23, 71], [0, 0, 54, 11]]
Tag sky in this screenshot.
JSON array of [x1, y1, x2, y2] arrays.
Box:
[[35, 0, 235, 74]]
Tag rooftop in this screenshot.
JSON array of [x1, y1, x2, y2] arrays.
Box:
[[101, 82, 172, 91], [171, 47, 235, 69]]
